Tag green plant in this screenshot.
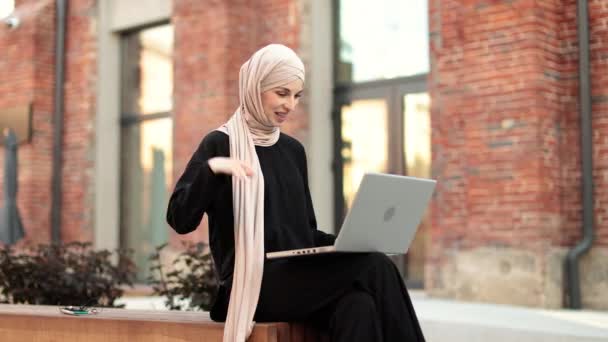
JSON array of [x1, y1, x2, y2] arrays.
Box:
[[148, 242, 218, 311], [0, 242, 136, 307]]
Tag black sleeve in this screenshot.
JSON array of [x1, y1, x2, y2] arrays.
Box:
[[297, 142, 337, 247], [166, 132, 226, 234]]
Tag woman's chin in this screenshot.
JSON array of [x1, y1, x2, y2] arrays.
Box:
[[273, 116, 287, 126]]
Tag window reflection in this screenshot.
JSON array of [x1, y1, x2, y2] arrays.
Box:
[[341, 99, 389, 210], [121, 25, 174, 116], [120, 24, 173, 281], [404, 93, 431, 177], [121, 119, 173, 280], [403, 92, 430, 287], [338, 0, 429, 83], [138, 25, 174, 114]]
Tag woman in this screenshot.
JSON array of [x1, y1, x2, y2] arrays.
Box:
[[167, 44, 425, 342]]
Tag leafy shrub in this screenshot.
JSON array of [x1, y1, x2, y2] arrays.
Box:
[[0, 242, 136, 307], [148, 242, 218, 311]]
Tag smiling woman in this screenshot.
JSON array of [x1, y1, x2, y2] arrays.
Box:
[[167, 44, 426, 342], [261, 80, 304, 126]]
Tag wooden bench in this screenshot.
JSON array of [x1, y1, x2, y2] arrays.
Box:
[[0, 304, 328, 341]]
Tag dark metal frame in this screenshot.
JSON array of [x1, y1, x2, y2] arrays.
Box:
[[120, 112, 172, 125], [51, 0, 67, 243], [565, 0, 594, 310], [118, 19, 171, 36]]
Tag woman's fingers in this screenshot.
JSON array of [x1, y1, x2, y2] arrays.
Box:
[[241, 163, 254, 176], [235, 166, 246, 178], [233, 161, 252, 179], [207, 157, 254, 178]]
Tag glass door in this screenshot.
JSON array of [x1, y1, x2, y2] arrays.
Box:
[[333, 77, 429, 287], [333, 0, 431, 288]]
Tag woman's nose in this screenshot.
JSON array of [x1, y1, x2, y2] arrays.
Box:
[[284, 97, 296, 111]]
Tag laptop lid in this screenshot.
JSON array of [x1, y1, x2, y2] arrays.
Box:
[[334, 173, 436, 254]]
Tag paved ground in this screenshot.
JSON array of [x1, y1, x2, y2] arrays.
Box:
[[117, 292, 608, 341], [410, 291, 608, 341]]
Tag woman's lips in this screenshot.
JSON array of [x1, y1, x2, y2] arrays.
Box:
[[275, 112, 287, 122]]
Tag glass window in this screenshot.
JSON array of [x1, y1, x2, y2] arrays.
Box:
[[402, 92, 431, 287], [404, 93, 431, 178], [122, 25, 174, 116], [341, 99, 389, 209], [120, 24, 174, 281], [338, 0, 429, 83]]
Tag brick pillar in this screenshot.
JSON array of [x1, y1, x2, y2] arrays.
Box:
[[172, 0, 230, 243], [426, 0, 608, 308], [61, 0, 97, 242]]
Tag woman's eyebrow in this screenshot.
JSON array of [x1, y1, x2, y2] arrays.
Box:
[[277, 87, 303, 94]]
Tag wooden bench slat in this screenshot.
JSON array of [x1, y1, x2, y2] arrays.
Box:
[[0, 304, 327, 342]]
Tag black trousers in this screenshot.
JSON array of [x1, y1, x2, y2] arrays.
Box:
[[310, 254, 424, 341], [212, 253, 425, 342]]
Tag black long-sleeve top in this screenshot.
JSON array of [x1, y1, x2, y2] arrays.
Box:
[[166, 131, 335, 285]]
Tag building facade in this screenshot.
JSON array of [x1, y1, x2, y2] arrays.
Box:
[[0, 0, 606, 309]]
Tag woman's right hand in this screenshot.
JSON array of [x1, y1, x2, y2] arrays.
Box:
[[208, 157, 254, 178]]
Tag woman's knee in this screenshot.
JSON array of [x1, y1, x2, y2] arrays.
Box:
[[334, 291, 377, 316], [354, 252, 402, 291], [329, 291, 383, 341], [366, 252, 396, 270]]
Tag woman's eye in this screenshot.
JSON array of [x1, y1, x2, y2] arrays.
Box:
[[277, 92, 288, 97]]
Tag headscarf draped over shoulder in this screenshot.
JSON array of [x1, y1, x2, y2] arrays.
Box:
[[217, 44, 305, 342]]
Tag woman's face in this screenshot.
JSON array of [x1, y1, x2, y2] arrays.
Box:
[[261, 79, 304, 127]]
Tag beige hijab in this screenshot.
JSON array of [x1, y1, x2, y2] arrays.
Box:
[[216, 44, 305, 342]]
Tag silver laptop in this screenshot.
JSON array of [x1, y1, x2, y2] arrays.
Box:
[[266, 172, 436, 259]]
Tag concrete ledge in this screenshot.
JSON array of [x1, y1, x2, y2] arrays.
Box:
[[0, 304, 327, 342]]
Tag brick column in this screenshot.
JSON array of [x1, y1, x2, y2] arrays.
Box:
[[61, 0, 97, 242], [427, 0, 608, 309]]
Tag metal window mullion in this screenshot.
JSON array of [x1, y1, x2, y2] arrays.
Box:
[[120, 111, 171, 125]]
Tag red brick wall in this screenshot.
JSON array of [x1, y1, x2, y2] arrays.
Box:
[[171, 0, 305, 244], [428, 0, 608, 298], [172, 0, 234, 244], [0, 0, 55, 245], [0, 0, 96, 246], [60, 0, 96, 242]]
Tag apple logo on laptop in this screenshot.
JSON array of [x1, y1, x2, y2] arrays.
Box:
[[383, 206, 396, 222]]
